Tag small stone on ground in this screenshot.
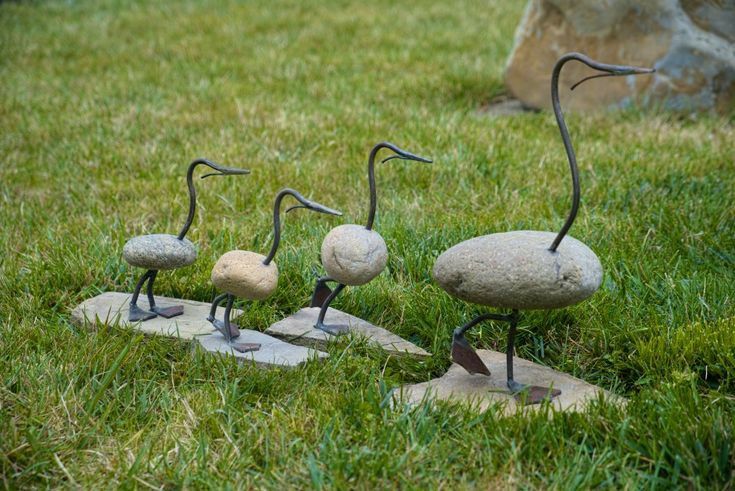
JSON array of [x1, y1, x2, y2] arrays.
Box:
[[397, 349, 620, 414], [482, 97, 532, 116], [266, 307, 430, 357]]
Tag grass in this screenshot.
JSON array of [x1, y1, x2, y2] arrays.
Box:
[[1, 0, 734, 488]]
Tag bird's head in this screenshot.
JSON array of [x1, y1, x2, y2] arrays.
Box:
[[284, 190, 343, 217], [197, 159, 251, 179], [567, 53, 655, 91], [377, 142, 433, 165]]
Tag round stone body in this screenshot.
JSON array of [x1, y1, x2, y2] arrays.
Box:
[[123, 234, 197, 270], [211, 250, 279, 300], [433, 230, 602, 310], [321, 224, 388, 286]]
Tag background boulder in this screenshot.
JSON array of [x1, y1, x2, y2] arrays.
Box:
[[504, 0, 735, 113]]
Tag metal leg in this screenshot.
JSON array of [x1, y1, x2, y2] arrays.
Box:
[[505, 310, 561, 405], [506, 312, 522, 392], [451, 312, 509, 376], [310, 276, 335, 308], [222, 295, 236, 342], [147, 270, 184, 319], [129, 270, 157, 322], [208, 292, 229, 322], [223, 295, 260, 354], [208, 292, 240, 339], [314, 283, 350, 336]]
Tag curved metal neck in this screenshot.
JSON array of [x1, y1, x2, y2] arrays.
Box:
[[263, 189, 291, 265], [549, 54, 580, 252], [177, 161, 200, 240], [365, 143, 384, 231]]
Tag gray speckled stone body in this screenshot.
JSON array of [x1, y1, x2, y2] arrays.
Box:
[[433, 231, 602, 310], [123, 234, 197, 270], [321, 224, 388, 286], [211, 250, 279, 300]]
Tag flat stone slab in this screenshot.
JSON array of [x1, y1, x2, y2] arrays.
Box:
[[396, 350, 620, 414], [73, 292, 328, 368], [265, 307, 430, 358], [71, 291, 241, 339], [195, 331, 327, 368]]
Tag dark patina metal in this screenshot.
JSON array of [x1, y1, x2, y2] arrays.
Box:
[[128, 159, 250, 322], [310, 142, 431, 335], [208, 188, 341, 352], [450, 53, 654, 405]]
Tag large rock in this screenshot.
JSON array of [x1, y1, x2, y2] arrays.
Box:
[[123, 234, 197, 270], [433, 231, 602, 310], [321, 224, 388, 286], [505, 0, 735, 113], [211, 250, 279, 300]]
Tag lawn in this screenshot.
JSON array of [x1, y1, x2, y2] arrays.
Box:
[[1, 0, 734, 488]]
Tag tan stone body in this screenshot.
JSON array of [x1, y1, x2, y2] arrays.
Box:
[[211, 250, 279, 300]]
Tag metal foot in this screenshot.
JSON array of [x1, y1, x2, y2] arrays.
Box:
[[129, 270, 158, 322], [231, 342, 261, 354], [451, 328, 491, 376], [129, 303, 157, 322], [151, 305, 184, 318], [508, 380, 561, 405], [314, 320, 351, 337], [208, 317, 241, 339]]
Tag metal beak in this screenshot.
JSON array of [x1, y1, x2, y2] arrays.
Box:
[[305, 200, 342, 216], [201, 165, 251, 179], [571, 61, 655, 91]]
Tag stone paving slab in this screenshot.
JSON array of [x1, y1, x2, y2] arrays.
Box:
[[265, 307, 430, 358], [71, 291, 241, 339], [396, 349, 620, 414], [72, 292, 328, 369], [195, 331, 328, 368]]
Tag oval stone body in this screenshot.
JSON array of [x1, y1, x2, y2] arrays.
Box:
[[211, 250, 279, 300], [321, 224, 388, 286], [433, 230, 602, 310], [123, 234, 197, 270]]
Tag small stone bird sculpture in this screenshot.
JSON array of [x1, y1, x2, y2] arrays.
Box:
[[309, 142, 432, 335], [207, 188, 342, 353], [123, 158, 249, 322]]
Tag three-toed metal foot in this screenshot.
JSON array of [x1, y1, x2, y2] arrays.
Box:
[[451, 328, 491, 376], [129, 304, 157, 322], [151, 305, 184, 319], [314, 321, 351, 337], [508, 380, 561, 405], [310, 278, 333, 308]]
